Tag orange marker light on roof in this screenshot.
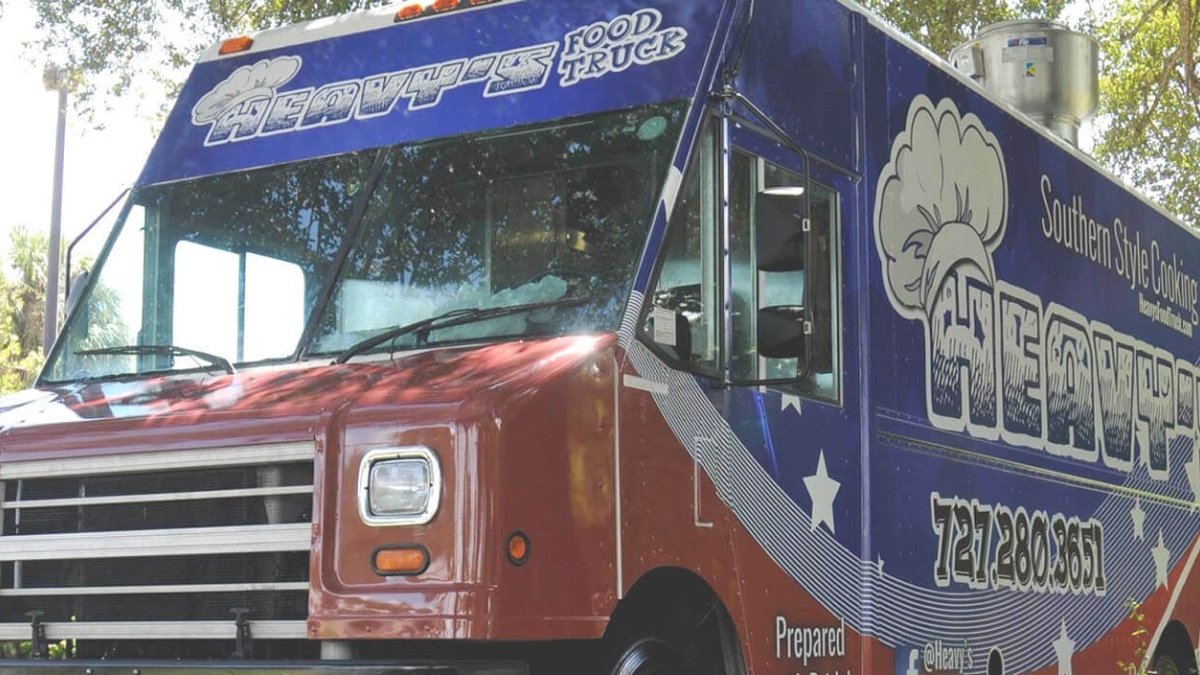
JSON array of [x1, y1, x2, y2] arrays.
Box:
[[432, 0, 461, 12], [218, 36, 254, 55], [395, 3, 425, 21]]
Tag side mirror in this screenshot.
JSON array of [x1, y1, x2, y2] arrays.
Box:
[[757, 305, 807, 359], [648, 284, 698, 363], [66, 271, 89, 316], [755, 188, 807, 272]]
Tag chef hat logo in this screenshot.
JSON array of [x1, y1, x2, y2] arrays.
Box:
[[874, 96, 1008, 320], [191, 56, 302, 126]]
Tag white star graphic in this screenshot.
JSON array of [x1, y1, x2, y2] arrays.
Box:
[[1052, 619, 1075, 675], [782, 394, 802, 415], [1152, 530, 1171, 588], [804, 451, 840, 534], [1130, 498, 1146, 541], [1187, 449, 1200, 505]]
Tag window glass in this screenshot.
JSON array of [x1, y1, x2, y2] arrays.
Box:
[[756, 178, 839, 399], [58, 205, 147, 378], [760, 162, 807, 380], [730, 151, 756, 381], [641, 125, 719, 372], [311, 102, 686, 355], [804, 184, 839, 400], [47, 152, 373, 381], [244, 253, 305, 362], [173, 241, 238, 359], [48, 104, 687, 383], [171, 244, 307, 365], [730, 151, 840, 401]]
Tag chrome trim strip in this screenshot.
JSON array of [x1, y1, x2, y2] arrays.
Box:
[[0, 442, 315, 480], [2, 485, 312, 510], [0, 620, 307, 641], [0, 523, 311, 561], [0, 581, 309, 597]]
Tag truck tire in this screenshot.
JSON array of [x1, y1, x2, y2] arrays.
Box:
[[606, 600, 743, 675], [611, 637, 686, 675], [1154, 653, 1182, 675]]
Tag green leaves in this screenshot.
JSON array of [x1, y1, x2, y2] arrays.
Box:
[[0, 228, 128, 394], [863, 0, 1200, 227], [0, 228, 53, 393], [1093, 0, 1200, 226], [29, 1, 386, 122], [859, 0, 1070, 57]]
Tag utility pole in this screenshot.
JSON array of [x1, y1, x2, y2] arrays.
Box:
[[42, 65, 70, 356]]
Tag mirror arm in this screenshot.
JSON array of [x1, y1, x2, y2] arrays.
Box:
[[713, 87, 811, 170]]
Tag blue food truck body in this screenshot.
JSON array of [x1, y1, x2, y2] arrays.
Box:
[[5, 1, 1198, 673]]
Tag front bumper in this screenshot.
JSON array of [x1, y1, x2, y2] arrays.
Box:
[[0, 661, 528, 674]]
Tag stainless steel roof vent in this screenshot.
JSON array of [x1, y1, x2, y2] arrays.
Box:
[[950, 20, 1099, 146]]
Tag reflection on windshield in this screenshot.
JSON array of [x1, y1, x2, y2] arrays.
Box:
[[46, 152, 375, 382], [44, 102, 685, 382], [310, 102, 685, 356]]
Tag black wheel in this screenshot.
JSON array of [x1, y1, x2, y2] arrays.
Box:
[[1155, 653, 1183, 675], [612, 637, 686, 675], [605, 599, 744, 675]]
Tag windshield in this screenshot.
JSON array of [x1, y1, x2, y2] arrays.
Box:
[[45, 102, 685, 382]]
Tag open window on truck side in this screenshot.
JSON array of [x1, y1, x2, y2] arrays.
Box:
[[639, 119, 721, 377], [640, 117, 842, 404]]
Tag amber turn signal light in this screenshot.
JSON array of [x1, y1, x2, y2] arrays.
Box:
[[506, 531, 530, 566], [218, 36, 254, 55], [372, 546, 430, 576]]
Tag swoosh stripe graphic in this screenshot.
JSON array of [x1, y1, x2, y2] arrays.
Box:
[[625, 334, 1200, 674]]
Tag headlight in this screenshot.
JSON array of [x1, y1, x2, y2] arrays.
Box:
[[358, 447, 442, 526]]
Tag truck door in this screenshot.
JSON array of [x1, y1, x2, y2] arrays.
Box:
[[622, 114, 863, 673]]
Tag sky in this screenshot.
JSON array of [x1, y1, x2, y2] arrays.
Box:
[[0, 0, 159, 264]]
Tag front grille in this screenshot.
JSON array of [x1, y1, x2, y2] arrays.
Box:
[[0, 441, 314, 657]]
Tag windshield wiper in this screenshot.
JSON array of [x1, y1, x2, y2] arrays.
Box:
[[333, 297, 590, 365], [75, 345, 236, 375]]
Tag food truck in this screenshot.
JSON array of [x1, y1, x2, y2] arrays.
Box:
[[2, 0, 1199, 673]]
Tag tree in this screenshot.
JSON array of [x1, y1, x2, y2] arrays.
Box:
[[1092, 0, 1200, 226], [0, 227, 126, 394], [830, 0, 1200, 227], [29, 1, 385, 118], [859, 0, 1071, 58], [0, 228, 56, 392]]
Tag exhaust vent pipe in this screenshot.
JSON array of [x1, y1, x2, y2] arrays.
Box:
[[950, 20, 1099, 147]]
